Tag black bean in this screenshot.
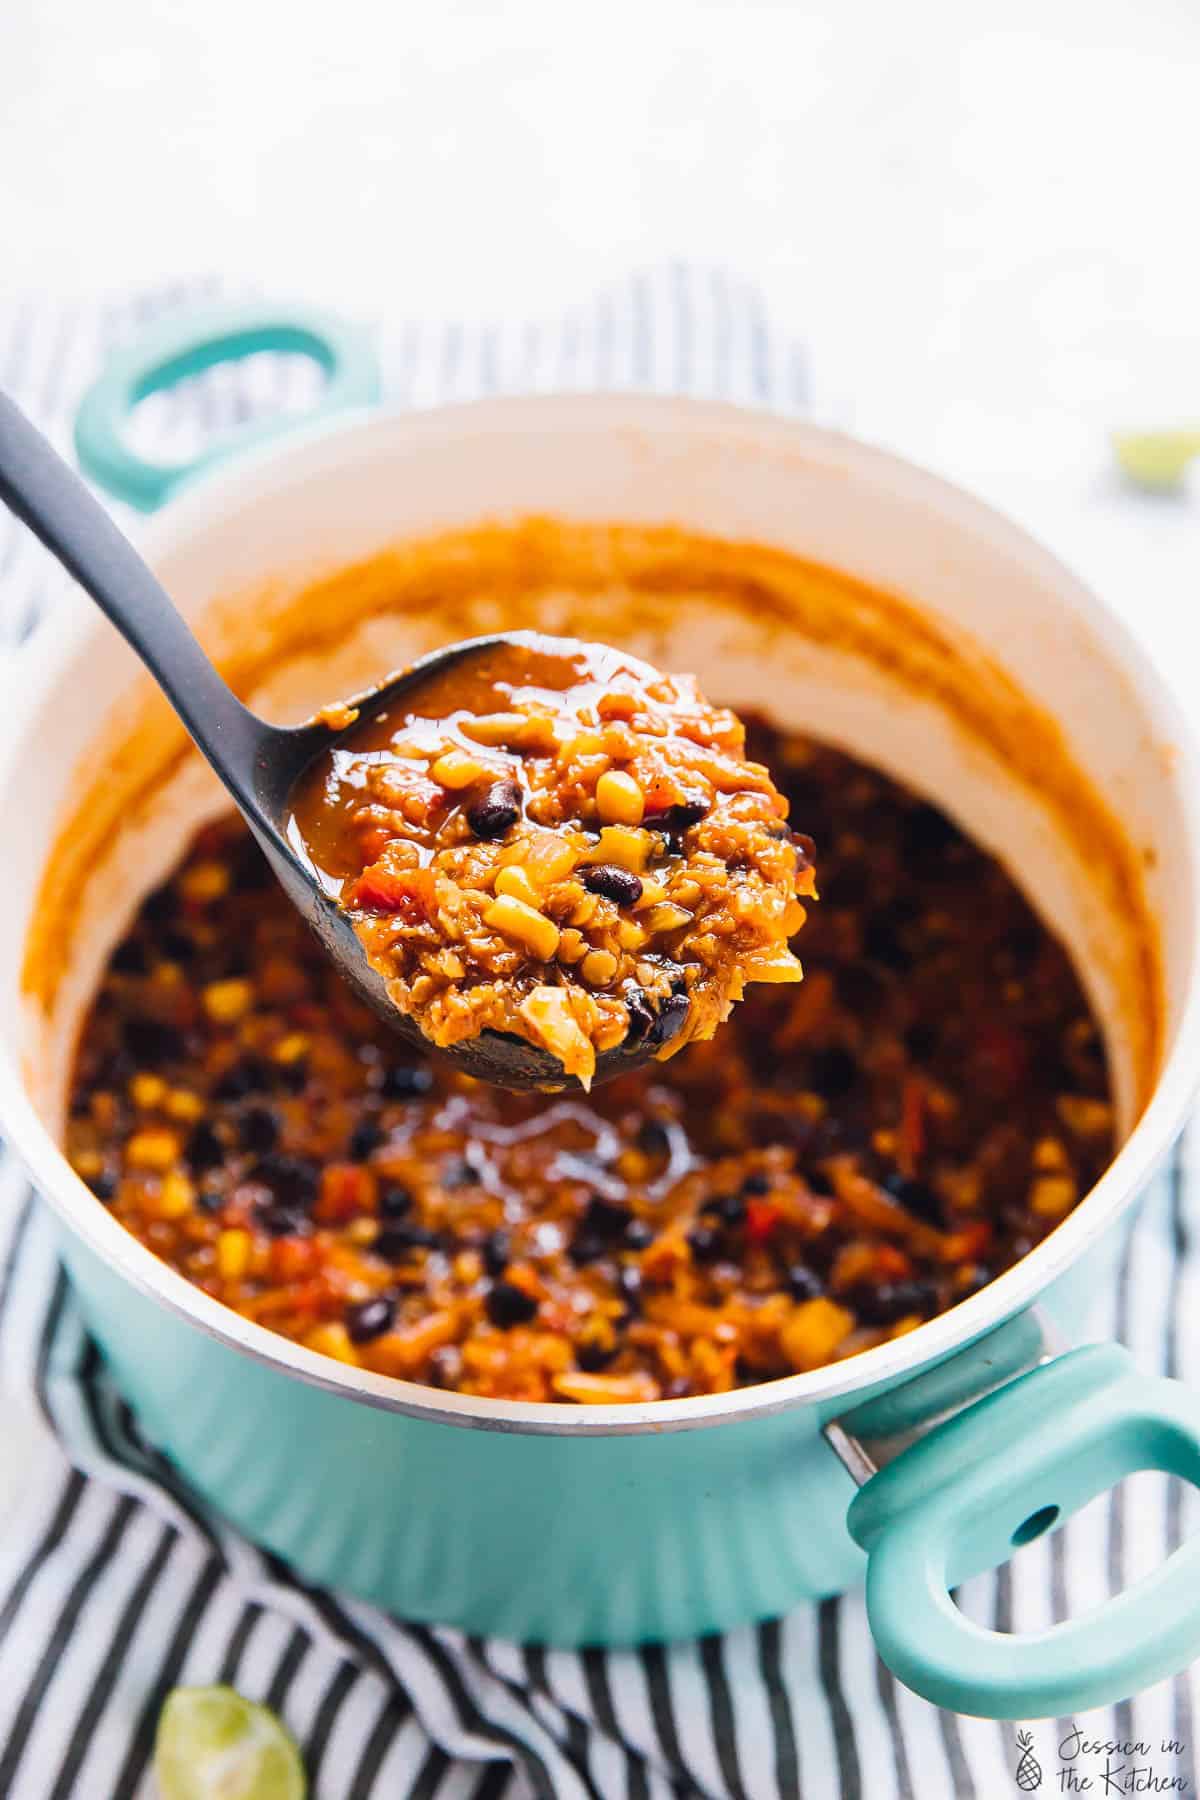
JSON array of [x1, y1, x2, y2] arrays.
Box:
[[852, 1279, 937, 1326], [806, 1046, 859, 1099], [959, 1264, 994, 1296], [111, 937, 148, 974], [622, 988, 657, 1046], [646, 991, 690, 1050], [196, 1189, 223, 1215], [277, 1060, 308, 1094], [580, 1196, 629, 1240], [214, 1057, 273, 1101], [257, 1201, 309, 1237], [485, 1280, 539, 1328], [465, 780, 523, 840], [251, 1152, 320, 1210], [788, 1265, 824, 1302], [185, 1121, 225, 1171], [376, 1222, 440, 1259], [576, 1340, 618, 1372], [378, 1184, 413, 1219], [380, 1063, 434, 1100], [647, 797, 709, 844], [143, 884, 178, 924], [807, 1167, 835, 1197], [623, 1218, 654, 1250], [161, 929, 197, 965], [86, 1169, 117, 1202], [687, 1223, 723, 1262], [345, 1295, 396, 1343], [904, 1021, 939, 1062], [881, 1171, 942, 1224], [864, 912, 914, 972], [582, 865, 644, 906], [239, 1107, 280, 1153], [481, 1229, 510, 1275], [635, 1118, 671, 1157], [348, 1119, 384, 1161], [568, 1235, 607, 1267], [902, 802, 962, 861], [442, 1158, 478, 1188], [122, 1018, 184, 1063], [93, 1049, 135, 1090], [834, 963, 889, 1017], [740, 1171, 771, 1197]]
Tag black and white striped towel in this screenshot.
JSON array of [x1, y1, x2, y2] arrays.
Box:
[[0, 270, 1196, 1799]]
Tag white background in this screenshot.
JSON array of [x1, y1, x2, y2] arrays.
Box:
[[2, 0, 1200, 1503]]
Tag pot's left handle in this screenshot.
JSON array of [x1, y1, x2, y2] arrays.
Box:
[[74, 301, 381, 512], [834, 1340, 1200, 1718]]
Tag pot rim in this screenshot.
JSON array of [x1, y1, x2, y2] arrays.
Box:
[[4, 390, 1199, 1437]]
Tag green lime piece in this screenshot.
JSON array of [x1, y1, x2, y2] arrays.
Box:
[[154, 1685, 306, 1800], [1112, 427, 1200, 492]]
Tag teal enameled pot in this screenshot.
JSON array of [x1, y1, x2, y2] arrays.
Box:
[[4, 304, 1200, 1719]]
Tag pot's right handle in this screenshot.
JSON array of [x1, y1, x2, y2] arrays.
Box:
[[74, 300, 380, 512], [838, 1342, 1200, 1718]]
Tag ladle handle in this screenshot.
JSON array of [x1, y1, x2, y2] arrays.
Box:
[[0, 388, 272, 821]]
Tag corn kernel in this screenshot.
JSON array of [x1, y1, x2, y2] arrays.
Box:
[[1055, 1095, 1114, 1139], [485, 895, 560, 961], [129, 1073, 167, 1110], [125, 1128, 181, 1172], [557, 927, 588, 964], [430, 749, 487, 790], [71, 1148, 103, 1180], [460, 711, 528, 746], [155, 1171, 195, 1219], [164, 1088, 205, 1123], [780, 1297, 855, 1372], [583, 826, 649, 871], [1029, 1175, 1077, 1218], [595, 769, 645, 826], [303, 1322, 361, 1365], [216, 1228, 251, 1280], [203, 978, 254, 1023], [494, 865, 540, 907], [273, 1032, 310, 1064], [581, 949, 618, 986], [179, 859, 231, 904]]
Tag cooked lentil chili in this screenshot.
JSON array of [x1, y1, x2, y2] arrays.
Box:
[[288, 635, 810, 1087], [67, 720, 1114, 1403]]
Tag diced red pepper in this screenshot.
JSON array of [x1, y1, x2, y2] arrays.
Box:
[[745, 1198, 781, 1245], [345, 865, 435, 917], [269, 1235, 317, 1282], [315, 1162, 377, 1222]]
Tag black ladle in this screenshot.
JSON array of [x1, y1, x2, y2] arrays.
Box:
[[0, 390, 675, 1090]]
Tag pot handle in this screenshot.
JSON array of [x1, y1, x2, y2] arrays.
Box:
[[835, 1340, 1200, 1718], [74, 300, 381, 512]]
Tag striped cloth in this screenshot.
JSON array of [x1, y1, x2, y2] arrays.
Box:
[[0, 271, 1196, 1799]]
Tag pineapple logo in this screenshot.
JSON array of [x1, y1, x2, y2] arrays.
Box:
[[1014, 1730, 1043, 1791]]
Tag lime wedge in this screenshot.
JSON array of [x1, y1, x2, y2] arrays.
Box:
[[154, 1686, 306, 1800]]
